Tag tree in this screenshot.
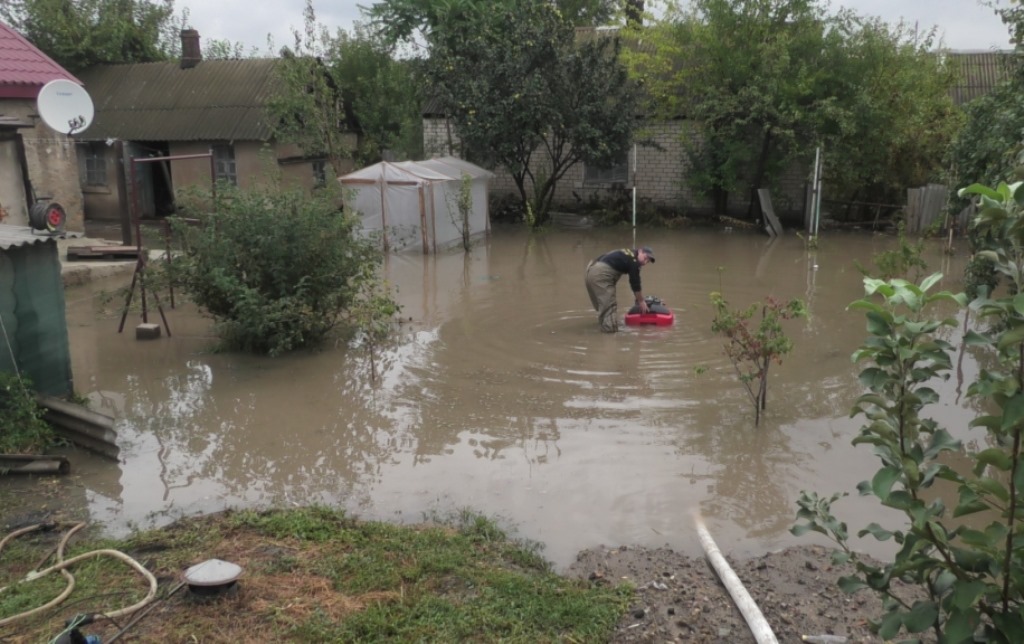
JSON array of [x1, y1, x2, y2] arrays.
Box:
[[268, 1, 423, 173], [709, 290, 806, 426], [624, 0, 960, 217], [333, 23, 424, 164], [423, 0, 644, 227], [366, 0, 628, 45], [267, 1, 354, 176], [1, 0, 177, 72]]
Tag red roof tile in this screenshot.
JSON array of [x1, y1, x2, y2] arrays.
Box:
[[0, 21, 80, 98]]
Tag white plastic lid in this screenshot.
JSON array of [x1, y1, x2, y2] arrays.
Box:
[[183, 558, 243, 586]]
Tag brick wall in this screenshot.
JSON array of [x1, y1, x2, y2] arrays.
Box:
[[6, 99, 85, 232], [422, 116, 809, 219]]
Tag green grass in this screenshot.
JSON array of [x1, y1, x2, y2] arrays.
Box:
[[1, 507, 631, 642]]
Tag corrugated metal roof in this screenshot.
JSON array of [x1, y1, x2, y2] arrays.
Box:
[[74, 58, 282, 141], [0, 21, 80, 92], [947, 51, 1017, 106], [0, 225, 57, 250]]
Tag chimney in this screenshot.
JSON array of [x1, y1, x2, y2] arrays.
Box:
[[181, 29, 202, 69], [625, 0, 644, 27]]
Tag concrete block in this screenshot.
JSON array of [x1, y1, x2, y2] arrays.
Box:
[[135, 323, 162, 340]]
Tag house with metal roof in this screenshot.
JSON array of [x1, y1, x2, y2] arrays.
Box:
[[74, 30, 354, 238], [0, 20, 86, 232]]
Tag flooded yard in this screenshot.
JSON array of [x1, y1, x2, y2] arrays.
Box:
[[2, 226, 980, 570]]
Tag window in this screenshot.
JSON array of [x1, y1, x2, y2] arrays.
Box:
[[81, 142, 107, 186], [312, 160, 327, 187], [212, 143, 237, 185], [584, 153, 629, 186]]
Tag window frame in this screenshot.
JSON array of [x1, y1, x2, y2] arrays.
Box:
[[212, 143, 237, 185], [82, 141, 108, 187]]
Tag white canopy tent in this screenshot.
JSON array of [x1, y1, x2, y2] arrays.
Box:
[[338, 156, 493, 253]]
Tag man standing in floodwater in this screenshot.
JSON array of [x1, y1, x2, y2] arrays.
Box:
[[584, 246, 655, 332]]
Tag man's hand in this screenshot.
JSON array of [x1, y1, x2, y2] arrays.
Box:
[[637, 298, 649, 314]]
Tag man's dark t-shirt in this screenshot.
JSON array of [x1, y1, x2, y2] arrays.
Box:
[[596, 248, 643, 292]]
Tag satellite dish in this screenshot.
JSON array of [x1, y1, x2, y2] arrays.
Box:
[[37, 79, 94, 135]]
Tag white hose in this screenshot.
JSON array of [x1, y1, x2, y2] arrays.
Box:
[[694, 513, 779, 644], [0, 524, 158, 628], [0, 523, 80, 628], [23, 549, 159, 620]]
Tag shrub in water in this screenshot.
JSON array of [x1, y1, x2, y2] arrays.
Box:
[[172, 181, 387, 356]]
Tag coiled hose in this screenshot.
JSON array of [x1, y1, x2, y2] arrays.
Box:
[[0, 522, 158, 629]]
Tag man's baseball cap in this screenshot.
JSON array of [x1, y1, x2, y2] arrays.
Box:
[[641, 246, 656, 262]]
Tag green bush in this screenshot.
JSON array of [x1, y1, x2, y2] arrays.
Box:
[[171, 181, 388, 356], [0, 373, 56, 454]]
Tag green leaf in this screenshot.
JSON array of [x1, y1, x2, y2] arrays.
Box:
[[904, 600, 938, 633], [975, 477, 1010, 502], [865, 310, 892, 336], [871, 467, 901, 501], [848, 299, 885, 314], [858, 368, 889, 390], [959, 183, 1001, 200], [877, 609, 903, 639], [953, 490, 990, 517], [975, 447, 1012, 471], [950, 580, 989, 611], [963, 330, 992, 347], [991, 611, 1024, 642], [919, 273, 943, 293], [924, 429, 960, 459], [943, 608, 978, 644], [996, 324, 1024, 351], [1002, 393, 1024, 431], [858, 522, 893, 541], [837, 575, 868, 594], [790, 523, 822, 537]]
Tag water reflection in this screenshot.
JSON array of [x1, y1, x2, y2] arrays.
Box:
[[1, 227, 982, 570]]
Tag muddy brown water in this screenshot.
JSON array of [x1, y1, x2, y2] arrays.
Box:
[[3, 226, 984, 570]]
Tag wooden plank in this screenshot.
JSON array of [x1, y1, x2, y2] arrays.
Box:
[[906, 188, 920, 233], [757, 188, 782, 237], [66, 245, 140, 261]]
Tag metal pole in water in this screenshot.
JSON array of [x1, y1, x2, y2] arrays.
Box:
[[632, 143, 637, 229], [809, 147, 820, 236], [813, 147, 823, 238]]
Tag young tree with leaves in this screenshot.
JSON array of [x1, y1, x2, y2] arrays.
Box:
[[267, 1, 422, 173]]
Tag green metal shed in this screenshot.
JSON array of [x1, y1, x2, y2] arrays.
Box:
[[0, 224, 73, 397]]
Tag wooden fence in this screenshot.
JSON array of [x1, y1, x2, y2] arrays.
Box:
[[905, 184, 948, 234]]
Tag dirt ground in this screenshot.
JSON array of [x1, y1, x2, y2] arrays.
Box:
[[568, 543, 924, 644]]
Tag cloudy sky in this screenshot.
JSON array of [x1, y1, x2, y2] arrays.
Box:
[[174, 0, 1011, 54]]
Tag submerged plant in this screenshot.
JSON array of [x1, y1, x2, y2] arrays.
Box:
[[855, 220, 928, 281], [709, 292, 806, 426]]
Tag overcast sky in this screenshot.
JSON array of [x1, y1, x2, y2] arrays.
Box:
[[174, 0, 1012, 55]]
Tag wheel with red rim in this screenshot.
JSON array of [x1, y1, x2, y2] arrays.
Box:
[[29, 201, 66, 232]]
